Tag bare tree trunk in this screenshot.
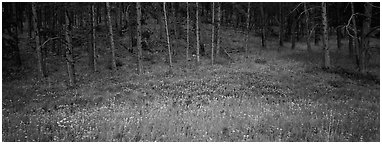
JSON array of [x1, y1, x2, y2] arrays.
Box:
[[245, 2, 251, 58], [211, 2, 215, 65], [196, 2, 200, 64], [186, 2, 190, 61], [321, 2, 330, 69], [278, 2, 284, 48], [216, 2, 221, 58], [64, 9, 75, 87], [359, 2, 372, 73], [163, 3, 173, 73], [91, 3, 97, 72], [106, 2, 117, 70], [351, 2, 360, 70], [304, 2, 312, 53], [136, 2, 143, 74], [32, 3, 46, 78]]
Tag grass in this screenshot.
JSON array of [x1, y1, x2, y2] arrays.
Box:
[[2, 22, 380, 142]]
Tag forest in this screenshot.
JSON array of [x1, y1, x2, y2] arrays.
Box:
[[2, 2, 380, 142]]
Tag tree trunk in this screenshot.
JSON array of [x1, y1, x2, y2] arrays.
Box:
[[348, 34, 354, 57], [216, 2, 221, 58], [172, 3, 178, 40], [278, 2, 284, 48], [351, 2, 360, 71], [321, 2, 330, 69], [186, 2, 190, 61], [32, 3, 46, 78], [64, 9, 75, 87], [260, 2, 266, 49], [304, 2, 312, 53], [336, 3, 342, 53], [136, 2, 143, 74], [291, 20, 296, 50], [106, 2, 117, 70], [211, 2, 215, 65], [90, 3, 97, 72], [11, 3, 22, 67], [245, 2, 250, 58], [359, 2, 372, 73], [196, 2, 200, 64], [164, 2, 173, 73]]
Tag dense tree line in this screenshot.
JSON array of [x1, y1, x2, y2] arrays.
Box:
[[2, 2, 379, 86]]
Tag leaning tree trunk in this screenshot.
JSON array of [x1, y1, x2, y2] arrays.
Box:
[[196, 2, 200, 64], [211, 2, 215, 65], [136, 2, 143, 74], [186, 2, 190, 61], [321, 2, 330, 69], [359, 2, 372, 73], [216, 2, 221, 58], [32, 2, 46, 78], [164, 2, 173, 73], [64, 9, 76, 87], [245, 2, 251, 58], [351, 2, 360, 71], [304, 2, 312, 53], [90, 3, 97, 72], [106, 2, 117, 70]]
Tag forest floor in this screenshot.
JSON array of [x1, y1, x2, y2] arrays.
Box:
[[2, 23, 380, 142]]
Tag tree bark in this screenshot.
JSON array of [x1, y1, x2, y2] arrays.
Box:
[[211, 2, 215, 65], [64, 9, 76, 87], [106, 2, 117, 70], [196, 2, 200, 64], [304, 2, 312, 53], [164, 2, 173, 73], [186, 2, 190, 61], [32, 3, 46, 78], [245, 2, 251, 58], [321, 2, 330, 69], [91, 3, 97, 72], [136, 2, 143, 74]]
